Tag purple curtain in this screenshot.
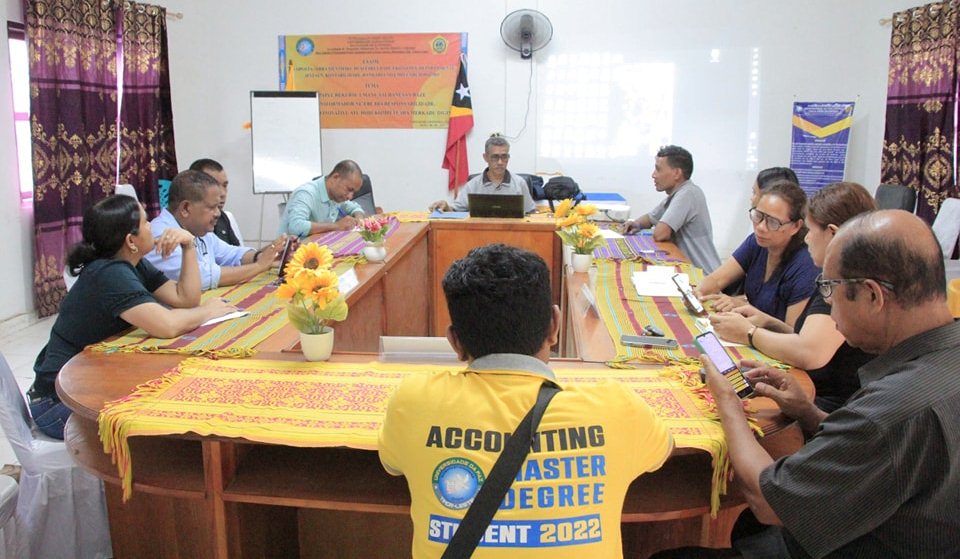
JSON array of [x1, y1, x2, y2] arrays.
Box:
[[881, 1, 960, 223], [26, 0, 120, 317], [118, 1, 177, 218]]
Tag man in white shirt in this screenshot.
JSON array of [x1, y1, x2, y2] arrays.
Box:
[[147, 170, 284, 290]]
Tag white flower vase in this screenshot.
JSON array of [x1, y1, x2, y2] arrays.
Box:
[[300, 327, 334, 361], [362, 241, 387, 262], [563, 244, 574, 269], [571, 253, 593, 273]]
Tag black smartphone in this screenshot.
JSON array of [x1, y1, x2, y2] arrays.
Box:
[[620, 334, 679, 349], [672, 273, 706, 316], [694, 331, 753, 398], [277, 237, 297, 279]]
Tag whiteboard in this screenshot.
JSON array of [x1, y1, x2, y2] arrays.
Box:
[[249, 91, 323, 194]]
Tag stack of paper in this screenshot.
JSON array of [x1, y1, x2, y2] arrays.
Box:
[[631, 266, 683, 298]]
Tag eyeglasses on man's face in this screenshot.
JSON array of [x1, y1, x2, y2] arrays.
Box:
[[487, 153, 510, 162], [815, 274, 896, 299], [748, 207, 796, 231]]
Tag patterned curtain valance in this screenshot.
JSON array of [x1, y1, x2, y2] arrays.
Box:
[[26, 0, 177, 317], [881, 0, 960, 224]]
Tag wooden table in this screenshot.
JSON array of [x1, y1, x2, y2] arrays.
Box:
[[427, 218, 561, 336], [259, 222, 431, 353], [57, 224, 810, 559]]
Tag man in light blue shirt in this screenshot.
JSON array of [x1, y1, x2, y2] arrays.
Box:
[[147, 170, 284, 290], [280, 160, 366, 237]]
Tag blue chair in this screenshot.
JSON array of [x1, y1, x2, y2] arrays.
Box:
[[158, 178, 172, 210]]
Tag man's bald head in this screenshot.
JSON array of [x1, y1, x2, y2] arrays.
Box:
[[829, 209, 945, 308]]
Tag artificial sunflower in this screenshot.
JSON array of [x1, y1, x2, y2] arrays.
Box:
[[284, 243, 333, 278]]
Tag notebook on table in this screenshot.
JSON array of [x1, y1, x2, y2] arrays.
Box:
[[467, 193, 525, 218]]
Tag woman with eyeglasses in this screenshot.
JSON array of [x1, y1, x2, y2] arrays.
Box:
[[750, 166, 799, 208], [28, 195, 237, 439], [695, 180, 819, 327], [710, 182, 877, 414]]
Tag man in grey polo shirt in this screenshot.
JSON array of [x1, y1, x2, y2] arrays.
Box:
[[701, 209, 960, 558], [429, 135, 536, 214], [623, 145, 721, 273]]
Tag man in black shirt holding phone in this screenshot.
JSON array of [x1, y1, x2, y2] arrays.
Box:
[[669, 210, 960, 558]]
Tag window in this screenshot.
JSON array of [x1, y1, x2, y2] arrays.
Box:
[[7, 22, 32, 203]]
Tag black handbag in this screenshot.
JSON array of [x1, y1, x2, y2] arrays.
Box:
[[543, 176, 585, 211], [440, 382, 561, 559]]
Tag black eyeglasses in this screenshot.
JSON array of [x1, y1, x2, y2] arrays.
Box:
[[748, 207, 796, 231], [815, 274, 896, 298], [487, 153, 510, 162]]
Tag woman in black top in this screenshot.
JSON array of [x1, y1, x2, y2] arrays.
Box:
[[29, 195, 235, 439], [710, 182, 877, 415]]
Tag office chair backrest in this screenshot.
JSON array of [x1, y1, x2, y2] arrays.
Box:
[[353, 174, 377, 215], [932, 197, 960, 259], [518, 173, 545, 200], [875, 184, 916, 212]]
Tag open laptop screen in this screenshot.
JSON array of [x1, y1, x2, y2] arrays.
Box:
[[467, 193, 525, 218]]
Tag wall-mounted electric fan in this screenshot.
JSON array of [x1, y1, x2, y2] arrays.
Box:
[[500, 9, 553, 59]]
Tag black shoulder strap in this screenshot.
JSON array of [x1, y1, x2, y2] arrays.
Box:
[[440, 382, 560, 559]]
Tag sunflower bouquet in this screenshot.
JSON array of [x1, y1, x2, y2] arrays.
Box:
[[276, 243, 348, 334], [554, 199, 604, 255]]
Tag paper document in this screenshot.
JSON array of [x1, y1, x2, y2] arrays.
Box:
[[429, 210, 469, 219], [338, 268, 359, 294], [631, 267, 683, 298], [599, 228, 624, 239], [201, 310, 249, 327]]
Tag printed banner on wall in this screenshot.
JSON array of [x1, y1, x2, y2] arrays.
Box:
[[278, 33, 464, 129], [789, 102, 855, 195]]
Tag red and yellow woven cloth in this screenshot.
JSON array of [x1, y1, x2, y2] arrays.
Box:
[[89, 273, 287, 358], [89, 260, 356, 358], [98, 357, 744, 514], [592, 259, 783, 369], [309, 216, 400, 257]]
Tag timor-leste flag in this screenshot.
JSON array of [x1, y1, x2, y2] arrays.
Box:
[[442, 55, 474, 193]]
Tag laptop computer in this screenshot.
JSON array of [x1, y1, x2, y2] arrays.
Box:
[[467, 193, 525, 218]]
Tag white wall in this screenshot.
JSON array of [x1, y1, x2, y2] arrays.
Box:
[[0, 0, 32, 326], [0, 0, 923, 322]]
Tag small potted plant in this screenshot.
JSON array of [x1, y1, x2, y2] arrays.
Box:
[[358, 215, 391, 262], [276, 243, 348, 360], [555, 201, 603, 272]]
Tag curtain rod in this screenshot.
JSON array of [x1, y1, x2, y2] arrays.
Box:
[[880, 4, 942, 25]]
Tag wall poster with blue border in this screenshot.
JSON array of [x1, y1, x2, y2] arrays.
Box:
[[789, 102, 855, 196]]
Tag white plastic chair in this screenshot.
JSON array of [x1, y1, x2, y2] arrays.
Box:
[[224, 209, 245, 246], [932, 198, 960, 259], [114, 183, 138, 202], [0, 474, 18, 559], [63, 267, 79, 292], [0, 353, 112, 559]]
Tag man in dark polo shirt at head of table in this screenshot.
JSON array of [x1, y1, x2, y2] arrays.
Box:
[[428, 134, 536, 214], [665, 209, 960, 559]]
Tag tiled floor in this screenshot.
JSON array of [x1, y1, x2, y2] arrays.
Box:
[[0, 315, 55, 466]]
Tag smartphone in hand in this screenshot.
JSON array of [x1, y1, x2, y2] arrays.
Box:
[[672, 273, 706, 316], [694, 331, 754, 398], [277, 237, 298, 279]]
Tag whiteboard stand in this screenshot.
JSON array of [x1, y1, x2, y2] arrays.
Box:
[[249, 90, 323, 245], [256, 192, 291, 248]]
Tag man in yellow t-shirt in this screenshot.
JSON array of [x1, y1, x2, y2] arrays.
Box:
[[378, 244, 673, 558]]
